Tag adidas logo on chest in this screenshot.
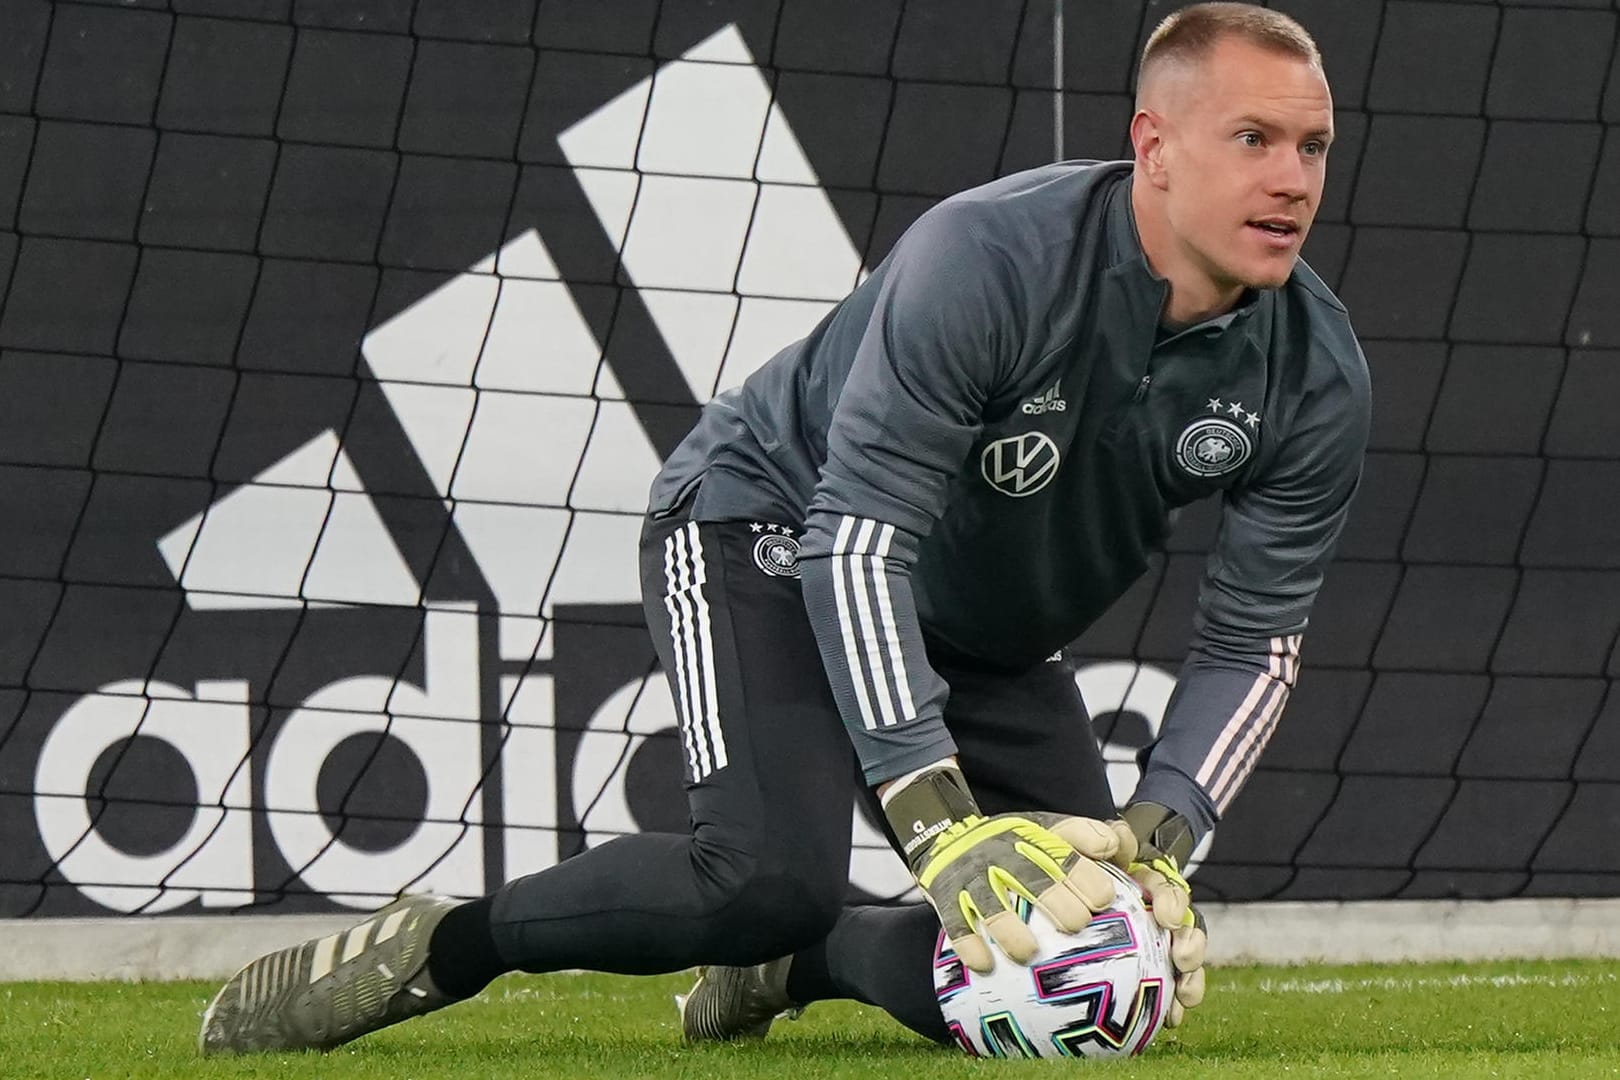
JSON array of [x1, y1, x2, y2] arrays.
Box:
[[1021, 381, 1067, 415]]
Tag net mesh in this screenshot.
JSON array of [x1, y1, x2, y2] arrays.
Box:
[[0, 0, 1615, 916]]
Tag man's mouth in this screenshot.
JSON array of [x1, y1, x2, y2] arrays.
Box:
[[1249, 217, 1300, 239]]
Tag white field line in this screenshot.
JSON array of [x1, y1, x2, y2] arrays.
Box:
[[1238, 971, 1620, 995]]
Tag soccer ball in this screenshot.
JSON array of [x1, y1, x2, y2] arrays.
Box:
[[932, 861, 1174, 1059]]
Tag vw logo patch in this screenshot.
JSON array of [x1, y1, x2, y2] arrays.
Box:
[[753, 534, 801, 577], [981, 432, 1061, 497], [1175, 416, 1253, 477]]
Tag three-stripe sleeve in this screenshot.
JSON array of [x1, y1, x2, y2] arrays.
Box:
[[799, 512, 955, 786], [830, 516, 918, 730], [661, 523, 729, 783], [1196, 634, 1300, 811], [1131, 634, 1304, 839]]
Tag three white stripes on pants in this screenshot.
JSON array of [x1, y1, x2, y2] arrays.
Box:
[[663, 523, 728, 783], [831, 515, 917, 730]]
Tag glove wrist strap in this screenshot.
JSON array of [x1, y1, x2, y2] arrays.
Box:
[[1122, 801, 1196, 867], [880, 762, 980, 875]]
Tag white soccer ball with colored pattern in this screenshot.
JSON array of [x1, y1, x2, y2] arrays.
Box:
[[932, 861, 1174, 1059]]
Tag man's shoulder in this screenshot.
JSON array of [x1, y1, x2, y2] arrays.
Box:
[[880, 160, 1130, 320], [942, 159, 1132, 206], [1280, 257, 1369, 402], [1286, 252, 1347, 317], [915, 160, 1131, 244]]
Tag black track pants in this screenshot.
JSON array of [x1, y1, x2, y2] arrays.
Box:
[[485, 512, 1114, 1040]]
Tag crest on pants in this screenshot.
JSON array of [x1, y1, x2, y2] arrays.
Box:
[[753, 533, 801, 577]]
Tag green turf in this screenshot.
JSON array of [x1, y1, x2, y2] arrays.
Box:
[[4, 960, 1619, 1079]]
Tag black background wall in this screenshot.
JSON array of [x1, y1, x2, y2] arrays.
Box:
[[0, 0, 1616, 917]]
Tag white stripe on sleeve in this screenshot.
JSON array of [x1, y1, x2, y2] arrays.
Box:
[[846, 518, 899, 728], [870, 522, 917, 722], [831, 515, 880, 730], [1209, 679, 1290, 811], [1195, 670, 1272, 787]]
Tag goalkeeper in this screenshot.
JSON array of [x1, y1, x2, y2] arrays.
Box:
[[200, 1, 1367, 1054]]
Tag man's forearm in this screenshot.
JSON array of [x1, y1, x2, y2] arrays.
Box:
[[796, 514, 956, 785], [1133, 634, 1302, 844]]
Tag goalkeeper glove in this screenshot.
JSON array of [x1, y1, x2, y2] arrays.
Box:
[[880, 760, 1126, 973], [1120, 801, 1209, 1027]]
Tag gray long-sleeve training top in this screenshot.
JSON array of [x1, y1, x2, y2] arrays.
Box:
[[648, 159, 1371, 845]]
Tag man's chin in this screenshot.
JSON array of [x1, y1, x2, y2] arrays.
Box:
[[1238, 260, 1297, 292]]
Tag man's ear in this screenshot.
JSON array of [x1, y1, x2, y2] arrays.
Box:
[[1131, 109, 1171, 191]]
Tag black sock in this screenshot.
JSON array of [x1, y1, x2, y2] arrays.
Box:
[[788, 905, 950, 1044], [427, 896, 506, 999], [785, 940, 833, 1005]]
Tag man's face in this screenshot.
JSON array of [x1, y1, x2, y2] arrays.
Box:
[[1156, 38, 1333, 292]]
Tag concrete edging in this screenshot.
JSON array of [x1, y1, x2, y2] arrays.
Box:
[[3, 898, 1618, 981]]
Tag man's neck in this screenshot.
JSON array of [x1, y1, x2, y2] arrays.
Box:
[[1160, 275, 1246, 329], [1130, 174, 1246, 329]]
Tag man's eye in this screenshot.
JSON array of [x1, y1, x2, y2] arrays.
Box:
[[1303, 141, 1327, 156], [1239, 132, 1263, 147]]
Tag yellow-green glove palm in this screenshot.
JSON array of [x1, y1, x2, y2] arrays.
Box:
[[916, 812, 1127, 972], [882, 763, 1124, 973]]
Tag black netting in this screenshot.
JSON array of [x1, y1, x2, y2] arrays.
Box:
[[0, 0, 1614, 916]]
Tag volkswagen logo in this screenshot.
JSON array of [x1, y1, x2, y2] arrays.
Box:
[[981, 432, 1062, 497]]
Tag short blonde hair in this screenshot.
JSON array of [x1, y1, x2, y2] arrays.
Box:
[[1137, 2, 1321, 99]]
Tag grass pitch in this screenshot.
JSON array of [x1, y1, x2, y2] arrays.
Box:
[[4, 960, 1619, 1079]]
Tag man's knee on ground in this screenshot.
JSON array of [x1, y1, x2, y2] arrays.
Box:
[[688, 831, 845, 963]]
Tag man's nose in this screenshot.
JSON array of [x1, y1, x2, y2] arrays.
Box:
[[1269, 149, 1310, 201]]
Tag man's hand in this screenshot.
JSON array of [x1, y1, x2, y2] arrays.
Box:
[[881, 762, 1124, 972], [1119, 802, 1209, 1027], [916, 812, 1125, 972]]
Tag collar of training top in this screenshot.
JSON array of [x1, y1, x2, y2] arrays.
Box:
[[1100, 169, 1266, 344]]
